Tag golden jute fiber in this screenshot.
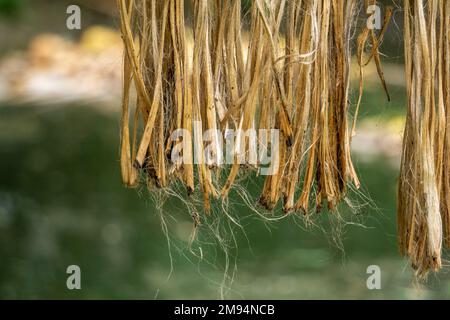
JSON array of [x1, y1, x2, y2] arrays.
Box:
[[115, 0, 450, 277], [398, 0, 450, 276], [117, 0, 367, 215]]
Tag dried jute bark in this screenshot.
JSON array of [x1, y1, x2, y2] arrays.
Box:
[[398, 0, 450, 276]]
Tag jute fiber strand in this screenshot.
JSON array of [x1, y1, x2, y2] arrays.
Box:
[[398, 0, 450, 276], [354, 0, 392, 137], [117, 0, 368, 216]]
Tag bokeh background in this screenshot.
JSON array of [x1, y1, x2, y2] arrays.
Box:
[[1, 0, 450, 299]]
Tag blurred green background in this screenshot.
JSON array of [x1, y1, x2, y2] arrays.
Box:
[[1, 0, 450, 299]]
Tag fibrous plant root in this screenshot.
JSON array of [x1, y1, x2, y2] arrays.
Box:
[[398, 0, 450, 277]]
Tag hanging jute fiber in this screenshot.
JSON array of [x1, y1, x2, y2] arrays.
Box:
[[398, 0, 450, 277], [114, 0, 450, 277], [117, 0, 367, 215]]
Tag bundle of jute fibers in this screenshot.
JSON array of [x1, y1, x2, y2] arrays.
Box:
[[354, 0, 392, 137], [117, 0, 365, 218], [398, 0, 450, 277]]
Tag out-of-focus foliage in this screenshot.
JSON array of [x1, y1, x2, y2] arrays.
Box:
[[242, 0, 251, 11], [0, 0, 23, 16]]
